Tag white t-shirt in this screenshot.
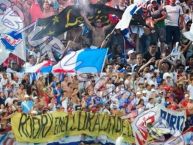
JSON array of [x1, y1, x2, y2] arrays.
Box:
[[142, 96, 149, 105], [62, 97, 68, 112], [187, 84, 193, 100], [0, 78, 8, 87], [146, 90, 152, 100], [165, 5, 183, 26], [5, 97, 16, 106], [146, 103, 155, 109]]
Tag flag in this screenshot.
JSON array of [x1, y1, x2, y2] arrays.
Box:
[[183, 126, 193, 145], [132, 105, 186, 145], [115, 4, 140, 30], [30, 4, 123, 41], [108, 14, 120, 24], [52, 48, 108, 73], [0, 7, 26, 65], [24, 60, 53, 73], [29, 4, 146, 43], [170, 42, 181, 60], [150, 126, 193, 145], [121, 29, 134, 44], [115, 0, 149, 31]]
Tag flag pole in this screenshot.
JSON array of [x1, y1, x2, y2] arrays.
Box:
[[100, 48, 109, 74], [100, 27, 115, 48], [60, 35, 78, 60], [16, 21, 36, 35]]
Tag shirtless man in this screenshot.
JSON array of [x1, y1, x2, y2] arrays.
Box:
[[42, 0, 55, 18], [36, 76, 45, 97], [81, 12, 112, 48]]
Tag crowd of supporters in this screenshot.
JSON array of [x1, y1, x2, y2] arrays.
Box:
[[0, 71, 193, 132], [0, 1, 193, 143], [0, 0, 192, 74]]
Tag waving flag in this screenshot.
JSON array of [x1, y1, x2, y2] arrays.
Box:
[[108, 14, 120, 24], [115, 0, 148, 30], [170, 42, 181, 61], [115, 4, 138, 30], [30, 4, 123, 41], [24, 61, 53, 73], [0, 31, 22, 51], [0, 6, 26, 65], [53, 48, 108, 73]]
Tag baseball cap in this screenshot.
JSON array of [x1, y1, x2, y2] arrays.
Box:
[[127, 49, 135, 55], [163, 73, 173, 80], [142, 90, 147, 94], [175, 0, 180, 4], [24, 94, 30, 98], [136, 92, 142, 95]]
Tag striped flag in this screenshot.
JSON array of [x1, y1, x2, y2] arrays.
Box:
[[0, 7, 26, 65], [24, 61, 53, 73]]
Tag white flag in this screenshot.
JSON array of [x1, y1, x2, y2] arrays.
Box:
[[0, 6, 26, 65]]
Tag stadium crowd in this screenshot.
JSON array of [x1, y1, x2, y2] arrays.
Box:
[[0, 70, 193, 132], [0, 0, 192, 73], [0, 0, 193, 142]]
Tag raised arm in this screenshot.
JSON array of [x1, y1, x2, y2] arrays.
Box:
[[181, 41, 192, 53], [179, 7, 184, 29], [138, 57, 155, 73], [157, 54, 175, 70], [103, 23, 112, 31], [80, 11, 95, 31], [153, 10, 166, 24]]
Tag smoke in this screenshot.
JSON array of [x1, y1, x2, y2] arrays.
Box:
[[75, 0, 91, 14]]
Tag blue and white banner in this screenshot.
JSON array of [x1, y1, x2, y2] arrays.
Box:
[[23, 49, 108, 73], [53, 48, 108, 73], [115, 4, 138, 30], [0, 4, 26, 65], [132, 105, 186, 145], [115, 0, 148, 31]]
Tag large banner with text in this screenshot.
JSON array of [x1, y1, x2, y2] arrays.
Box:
[[11, 111, 134, 143]]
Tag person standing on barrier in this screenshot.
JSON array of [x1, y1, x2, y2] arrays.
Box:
[[164, 0, 184, 52]]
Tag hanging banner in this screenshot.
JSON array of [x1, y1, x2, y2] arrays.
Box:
[[11, 111, 134, 143]]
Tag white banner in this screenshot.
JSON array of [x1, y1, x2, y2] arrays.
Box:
[[132, 105, 186, 145]]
